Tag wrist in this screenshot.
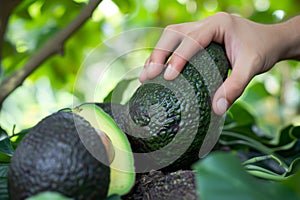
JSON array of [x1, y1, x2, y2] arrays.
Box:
[[277, 16, 300, 61]]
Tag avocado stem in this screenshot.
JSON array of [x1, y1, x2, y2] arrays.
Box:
[[96, 129, 115, 164]]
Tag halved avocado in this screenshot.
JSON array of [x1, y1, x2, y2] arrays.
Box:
[[73, 103, 135, 196], [8, 111, 110, 200]]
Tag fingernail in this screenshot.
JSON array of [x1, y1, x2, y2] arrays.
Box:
[[139, 68, 147, 83], [216, 98, 229, 115], [164, 64, 179, 80], [147, 62, 164, 78]]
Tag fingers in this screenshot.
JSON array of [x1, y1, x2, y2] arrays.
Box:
[[139, 28, 182, 83], [146, 62, 165, 80], [139, 58, 165, 83], [139, 59, 149, 83], [212, 66, 253, 115], [141, 20, 219, 82], [164, 34, 206, 80], [139, 53, 169, 83], [140, 23, 211, 82]]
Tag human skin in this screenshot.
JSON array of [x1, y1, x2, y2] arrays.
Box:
[[139, 12, 300, 115]]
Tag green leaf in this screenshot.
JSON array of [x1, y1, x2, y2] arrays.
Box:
[[275, 125, 297, 147], [220, 131, 275, 155], [14, 0, 36, 19], [0, 138, 14, 157], [103, 78, 136, 103], [219, 124, 300, 181], [266, 125, 300, 158], [242, 82, 271, 103], [0, 164, 9, 200], [0, 127, 8, 137], [0, 177, 8, 200], [286, 157, 300, 175], [11, 128, 31, 149], [0, 154, 11, 163], [0, 164, 9, 178], [0, 127, 13, 158], [112, 0, 135, 14], [282, 169, 300, 197], [105, 194, 122, 200], [193, 152, 299, 200], [226, 102, 256, 126], [26, 192, 71, 200]]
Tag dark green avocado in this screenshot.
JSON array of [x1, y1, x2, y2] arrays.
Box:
[[129, 170, 197, 200], [8, 111, 110, 200], [126, 42, 230, 171]]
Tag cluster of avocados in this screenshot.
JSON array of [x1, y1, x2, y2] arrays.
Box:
[[7, 42, 230, 199]]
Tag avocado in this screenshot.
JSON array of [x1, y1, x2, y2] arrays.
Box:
[[126, 42, 230, 171], [130, 170, 197, 200], [8, 111, 110, 200], [8, 104, 136, 199], [73, 103, 135, 196], [95, 102, 129, 133]]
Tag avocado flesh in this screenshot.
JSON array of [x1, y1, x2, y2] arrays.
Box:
[[8, 111, 110, 200], [73, 103, 135, 196], [127, 42, 230, 170], [95, 102, 129, 133]]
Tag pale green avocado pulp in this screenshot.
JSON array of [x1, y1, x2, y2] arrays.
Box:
[[73, 103, 135, 196]]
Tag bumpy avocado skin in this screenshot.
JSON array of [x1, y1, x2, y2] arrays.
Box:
[[8, 112, 110, 200], [131, 170, 197, 200], [127, 43, 230, 170]]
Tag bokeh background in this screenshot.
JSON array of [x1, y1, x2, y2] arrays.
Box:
[[1, 0, 300, 137]]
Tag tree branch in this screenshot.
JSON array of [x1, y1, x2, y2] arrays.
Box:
[[0, 0, 102, 108], [0, 0, 23, 75]]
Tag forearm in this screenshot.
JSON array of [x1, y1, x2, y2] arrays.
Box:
[[278, 15, 300, 61]]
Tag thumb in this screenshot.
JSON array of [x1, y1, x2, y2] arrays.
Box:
[[212, 67, 252, 115]]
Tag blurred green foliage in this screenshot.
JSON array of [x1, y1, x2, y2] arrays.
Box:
[[1, 1, 300, 198], [0, 0, 300, 136], [194, 151, 300, 200]]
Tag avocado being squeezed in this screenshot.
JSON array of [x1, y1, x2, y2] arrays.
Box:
[[127, 42, 230, 171]]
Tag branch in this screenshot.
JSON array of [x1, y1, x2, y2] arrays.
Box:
[[0, 0, 102, 108], [0, 0, 23, 74]]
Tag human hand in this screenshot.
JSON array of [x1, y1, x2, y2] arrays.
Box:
[[140, 12, 298, 115]]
